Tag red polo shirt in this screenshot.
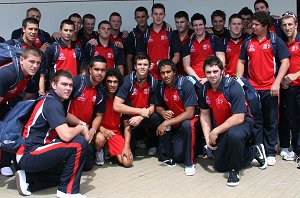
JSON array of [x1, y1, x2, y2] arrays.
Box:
[[55, 45, 78, 75], [94, 44, 115, 69], [286, 39, 300, 86], [225, 38, 243, 77]]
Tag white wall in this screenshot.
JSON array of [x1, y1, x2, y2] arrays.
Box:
[[0, 0, 296, 40]]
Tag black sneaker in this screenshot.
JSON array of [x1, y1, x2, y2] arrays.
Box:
[[227, 169, 240, 187], [158, 153, 176, 167], [255, 144, 267, 169]]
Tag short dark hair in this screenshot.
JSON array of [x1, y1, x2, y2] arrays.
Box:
[[191, 13, 206, 26], [229, 14, 243, 24], [157, 59, 177, 74], [203, 56, 224, 72], [22, 17, 39, 28], [134, 52, 151, 66], [135, 6, 148, 16], [98, 20, 111, 29], [109, 12, 122, 20], [238, 7, 253, 16], [68, 13, 81, 20], [89, 56, 107, 68], [26, 7, 40, 16], [211, 10, 226, 22], [151, 3, 165, 13], [254, 0, 269, 8], [104, 68, 123, 86], [60, 19, 74, 30], [83, 14, 95, 24], [21, 46, 43, 59], [174, 11, 189, 21], [51, 70, 73, 84], [252, 11, 271, 28]]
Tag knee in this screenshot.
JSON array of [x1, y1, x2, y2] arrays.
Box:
[[227, 126, 244, 142], [181, 120, 191, 132], [74, 135, 88, 149], [94, 133, 106, 149]]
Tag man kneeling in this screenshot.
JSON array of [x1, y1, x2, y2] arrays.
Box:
[[199, 56, 267, 187], [16, 70, 91, 197]]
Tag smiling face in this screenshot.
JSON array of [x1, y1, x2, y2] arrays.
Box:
[[22, 22, 39, 43], [134, 58, 150, 79], [83, 18, 95, 35], [212, 16, 225, 32], [106, 76, 119, 95], [192, 19, 205, 37]]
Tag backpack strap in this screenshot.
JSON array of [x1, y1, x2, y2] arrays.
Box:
[[209, 35, 216, 55], [52, 42, 60, 67], [222, 77, 233, 102], [72, 74, 86, 99]]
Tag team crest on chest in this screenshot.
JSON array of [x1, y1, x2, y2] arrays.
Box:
[[148, 36, 153, 43], [190, 45, 195, 53], [203, 44, 210, 50], [92, 95, 96, 102], [217, 96, 223, 104], [173, 94, 180, 101], [35, 37, 41, 43], [291, 45, 299, 52], [143, 88, 149, 95], [248, 44, 255, 52], [58, 53, 66, 60], [77, 93, 85, 101], [263, 43, 271, 50], [94, 51, 99, 56], [205, 96, 211, 105], [107, 53, 114, 59], [161, 35, 166, 40], [226, 46, 231, 52], [131, 88, 138, 96]]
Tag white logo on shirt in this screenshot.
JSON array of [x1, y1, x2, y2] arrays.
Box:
[[161, 35, 166, 40], [203, 44, 210, 50], [217, 96, 223, 104], [148, 36, 153, 43], [107, 53, 113, 59], [58, 53, 66, 61], [190, 45, 195, 53], [143, 88, 149, 95], [173, 94, 180, 101], [132, 88, 137, 96], [226, 46, 231, 52], [94, 51, 99, 56], [77, 93, 85, 101], [248, 44, 255, 52], [92, 96, 96, 102]]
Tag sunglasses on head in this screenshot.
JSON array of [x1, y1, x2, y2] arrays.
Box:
[[281, 11, 296, 19]]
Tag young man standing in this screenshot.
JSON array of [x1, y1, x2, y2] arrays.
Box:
[[224, 14, 248, 77], [94, 68, 133, 167], [182, 13, 225, 83], [280, 12, 300, 164], [113, 52, 159, 156], [40, 19, 85, 94], [0, 46, 42, 176], [77, 14, 98, 48], [11, 7, 51, 52], [238, 7, 253, 35], [174, 11, 193, 75], [237, 11, 290, 166], [155, 59, 200, 176], [210, 10, 230, 40], [16, 70, 90, 197], [7, 18, 40, 49], [143, 3, 181, 79], [85, 20, 124, 75], [199, 56, 267, 186], [126, 6, 150, 73]]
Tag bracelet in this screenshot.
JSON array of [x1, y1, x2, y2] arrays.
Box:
[[80, 122, 88, 128], [90, 128, 97, 135]]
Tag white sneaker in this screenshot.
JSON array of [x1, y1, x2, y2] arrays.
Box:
[[282, 151, 297, 161], [95, 149, 104, 166], [184, 165, 196, 176], [1, 166, 13, 176], [136, 140, 146, 149], [148, 147, 157, 156], [280, 148, 289, 158], [57, 190, 87, 198], [15, 170, 31, 196], [267, 156, 276, 166]]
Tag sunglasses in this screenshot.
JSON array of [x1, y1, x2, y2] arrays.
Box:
[[281, 11, 296, 19]]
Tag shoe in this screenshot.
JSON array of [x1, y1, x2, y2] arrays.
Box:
[[267, 156, 276, 166], [158, 154, 176, 167], [1, 166, 13, 176], [95, 149, 105, 166], [148, 147, 157, 156], [136, 140, 146, 149], [16, 170, 31, 196], [227, 169, 240, 187], [280, 148, 289, 158], [255, 144, 267, 169], [184, 165, 196, 176], [57, 190, 87, 198], [296, 156, 300, 169], [282, 151, 297, 161]]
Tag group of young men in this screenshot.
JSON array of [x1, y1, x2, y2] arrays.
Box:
[[0, 0, 300, 196]]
